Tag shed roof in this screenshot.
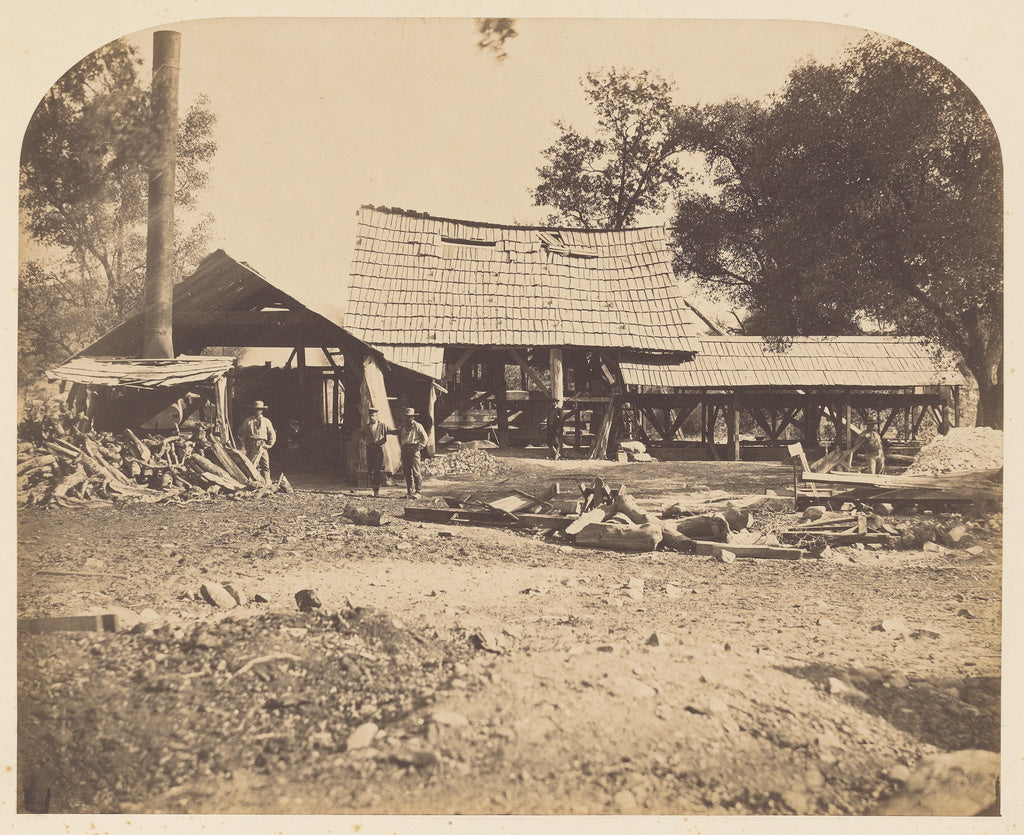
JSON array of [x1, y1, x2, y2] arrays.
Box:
[[74, 250, 433, 381], [48, 355, 235, 389], [344, 206, 700, 353], [620, 336, 965, 389]]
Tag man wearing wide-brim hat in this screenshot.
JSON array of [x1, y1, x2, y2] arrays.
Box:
[[397, 406, 428, 498], [862, 417, 885, 476], [363, 405, 397, 497], [237, 400, 276, 485]]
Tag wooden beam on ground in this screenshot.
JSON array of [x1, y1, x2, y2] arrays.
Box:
[[19, 614, 120, 634], [692, 542, 807, 560], [403, 506, 576, 529]]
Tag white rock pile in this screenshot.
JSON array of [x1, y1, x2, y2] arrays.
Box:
[[421, 448, 511, 478], [903, 427, 1003, 476]]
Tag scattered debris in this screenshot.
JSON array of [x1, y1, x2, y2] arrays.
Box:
[[421, 449, 510, 478], [903, 427, 1003, 477]]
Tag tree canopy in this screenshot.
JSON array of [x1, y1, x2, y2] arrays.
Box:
[[532, 39, 1003, 427], [531, 69, 689, 229], [19, 38, 217, 389]]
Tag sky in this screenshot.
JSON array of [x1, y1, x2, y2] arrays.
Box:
[[110, 16, 862, 322]]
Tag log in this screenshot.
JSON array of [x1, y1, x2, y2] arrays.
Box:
[[658, 521, 695, 552], [565, 507, 612, 536], [611, 490, 652, 524], [575, 522, 663, 553], [670, 513, 731, 542]]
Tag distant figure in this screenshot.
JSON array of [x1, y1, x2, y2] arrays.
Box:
[[237, 400, 276, 485], [363, 406, 396, 497], [862, 418, 885, 475], [397, 407, 428, 499], [547, 401, 565, 460]]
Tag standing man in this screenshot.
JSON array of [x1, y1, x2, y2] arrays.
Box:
[[862, 418, 885, 475], [397, 406, 428, 499], [547, 401, 565, 460], [363, 406, 394, 497], [238, 400, 276, 485]]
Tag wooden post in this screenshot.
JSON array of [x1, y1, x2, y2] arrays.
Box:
[[729, 394, 740, 461], [342, 350, 363, 480], [843, 395, 852, 448], [804, 395, 818, 447], [953, 386, 961, 428], [427, 384, 437, 457], [550, 348, 564, 404], [493, 356, 508, 436]]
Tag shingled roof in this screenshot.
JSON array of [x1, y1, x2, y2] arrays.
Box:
[[620, 336, 965, 389], [344, 206, 700, 354]]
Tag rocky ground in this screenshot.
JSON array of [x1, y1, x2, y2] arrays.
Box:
[[16, 455, 1004, 820]]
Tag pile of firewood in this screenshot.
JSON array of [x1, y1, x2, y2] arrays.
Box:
[[17, 429, 291, 508]]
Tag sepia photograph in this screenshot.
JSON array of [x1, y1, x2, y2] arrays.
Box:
[[9, 3, 1015, 828]]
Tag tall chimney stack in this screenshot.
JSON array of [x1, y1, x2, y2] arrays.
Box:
[[142, 30, 180, 358]]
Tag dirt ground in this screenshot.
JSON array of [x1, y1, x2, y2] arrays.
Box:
[[16, 454, 1003, 818]]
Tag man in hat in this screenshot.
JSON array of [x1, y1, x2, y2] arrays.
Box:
[[862, 418, 885, 475], [237, 400, 276, 485], [362, 406, 395, 497], [397, 406, 428, 498], [547, 401, 565, 460]]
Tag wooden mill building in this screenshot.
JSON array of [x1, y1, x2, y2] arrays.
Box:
[[343, 205, 703, 456]]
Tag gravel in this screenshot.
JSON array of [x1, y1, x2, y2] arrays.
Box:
[[903, 427, 1003, 476], [421, 449, 512, 478]]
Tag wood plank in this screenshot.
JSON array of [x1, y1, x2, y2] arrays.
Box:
[[692, 542, 806, 560], [565, 507, 611, 535], [403, 507, 576, 529], [19, 614, 120, 634]]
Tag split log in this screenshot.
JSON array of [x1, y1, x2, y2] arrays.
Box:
[[565, 507, 612, 536], [575, 522, 663, 553], [224, 445, 262, 482], [189, 454, 244, 489], [209, 439, 252, 485], [123, 428, 151, 462]]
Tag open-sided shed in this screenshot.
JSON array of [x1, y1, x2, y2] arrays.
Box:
[[60, 249, 432, 475], [621, 336, 965, 460]]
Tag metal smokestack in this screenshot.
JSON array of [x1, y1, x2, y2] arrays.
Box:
[[142, 30, 180, 358]]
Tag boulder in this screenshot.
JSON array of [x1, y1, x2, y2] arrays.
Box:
[[871, 750, 1000, 815]]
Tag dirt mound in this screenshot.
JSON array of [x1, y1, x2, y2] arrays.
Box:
[[903, 427, 1003, 476], [422, 449, 511, 478], [18, 606, 475, 813]]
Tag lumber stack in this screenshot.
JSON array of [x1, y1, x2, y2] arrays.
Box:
[[17, 430, 284, 508]]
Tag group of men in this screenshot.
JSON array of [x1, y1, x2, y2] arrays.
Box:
[[235, 398, 429, 497]]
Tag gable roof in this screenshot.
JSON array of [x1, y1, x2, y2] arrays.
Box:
[[620, 336, 965, 389], [344, 206, 700, 353]]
